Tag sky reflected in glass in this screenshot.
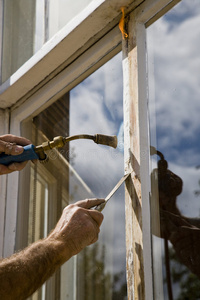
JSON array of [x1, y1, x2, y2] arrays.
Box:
[[69, 52, 127, 299], [147, 0, 200, 299]]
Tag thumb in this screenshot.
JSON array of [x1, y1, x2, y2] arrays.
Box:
[[76, 198, 105, 209]]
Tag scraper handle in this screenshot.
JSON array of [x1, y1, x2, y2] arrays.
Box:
[[0, 144, 39, 166]]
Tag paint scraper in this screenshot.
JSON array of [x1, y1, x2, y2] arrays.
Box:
[[95, 172, 131, 212]]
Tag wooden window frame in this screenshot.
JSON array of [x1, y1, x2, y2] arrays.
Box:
[[122, 1, 181, 298], [0, 0, 181, 299]]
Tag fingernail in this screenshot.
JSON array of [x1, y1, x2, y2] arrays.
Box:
[[14, 145, 23, 153]]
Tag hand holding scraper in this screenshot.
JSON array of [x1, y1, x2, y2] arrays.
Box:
[[95, 172, 131, 212]]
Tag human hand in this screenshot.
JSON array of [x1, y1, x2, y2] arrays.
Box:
[[48, 198, 105, 262], [0, 134, 31, 175], [169, 225, 200, 278], [159, 209, 192, 239]]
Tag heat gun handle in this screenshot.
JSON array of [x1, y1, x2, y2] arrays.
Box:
[[0, 144, 39, 166]]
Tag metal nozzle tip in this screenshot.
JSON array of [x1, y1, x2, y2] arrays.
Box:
[[94, 134, 118, 148]]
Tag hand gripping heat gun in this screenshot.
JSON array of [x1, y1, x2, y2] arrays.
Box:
[[0, 134, 118, 166]]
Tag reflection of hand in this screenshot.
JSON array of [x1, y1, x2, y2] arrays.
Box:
[[48, 198, 105, 262], [0, 134, 31, 174], [159, 203, 200, 278], [160, 210, 200, 277], [169, 225, 200, 278], [160, 209, 193, 239]]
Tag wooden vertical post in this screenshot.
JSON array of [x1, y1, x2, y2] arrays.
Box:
[[122, 11, 145, 300], [122, 2, 182, 299]]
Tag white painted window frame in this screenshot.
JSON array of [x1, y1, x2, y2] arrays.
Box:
[[0, 0, 181, 299]]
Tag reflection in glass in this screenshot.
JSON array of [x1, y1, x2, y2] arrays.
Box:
[[1, 0, 36, 83], [147, 0, 200, 299], [48, 0, 93, 39], [68, 52, 126, 300], [25, 52, 126, 299]]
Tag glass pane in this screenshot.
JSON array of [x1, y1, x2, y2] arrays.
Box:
[[1, 0, 36, 83], [67, 52, 125, 300], [48, 0, 93, 39], [22, 52, 125, 299], [147, 0, 200, 299], [27, 96, 70, 300]]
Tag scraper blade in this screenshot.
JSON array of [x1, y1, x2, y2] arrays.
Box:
[[95, 172, 131, 212]]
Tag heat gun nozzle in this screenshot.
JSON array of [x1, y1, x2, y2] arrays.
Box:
[[94, 134, 118, 148]]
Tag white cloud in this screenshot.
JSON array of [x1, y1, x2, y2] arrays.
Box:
[[70, 53, 123, 136], [69, 52, 124, 195]]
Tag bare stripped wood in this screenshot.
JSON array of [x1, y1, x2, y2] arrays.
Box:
[[122, 2, 181, 298], [123, 11, 145, 300]]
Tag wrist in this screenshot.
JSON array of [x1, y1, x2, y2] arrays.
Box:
[[45, 236, 73, 264]]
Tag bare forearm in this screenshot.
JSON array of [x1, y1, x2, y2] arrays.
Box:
[[0, 198, 104, 299], [0, 238, 68, 300]]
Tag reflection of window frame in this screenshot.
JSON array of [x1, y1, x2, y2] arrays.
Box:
[[0, 0, 181, 299]]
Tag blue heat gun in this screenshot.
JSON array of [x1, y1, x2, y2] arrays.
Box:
[[0, 134, 118, 166]]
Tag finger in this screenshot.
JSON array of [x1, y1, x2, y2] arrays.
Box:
[[0, 140, 24, 155], [0, 135, 31, 155], [8, 161, 28, 171], [75, 198, 105, 209], [0, 164, 14, 175], [161, 210, 192, 228], [0, 161, 28, 175], [0, 134, 31, 146], [88, 234, 99, 246], [87, 209, 104, 226]]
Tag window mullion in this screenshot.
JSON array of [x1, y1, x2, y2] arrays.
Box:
[[122, 10, 153, 300], [122, 10, 144, 299]]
